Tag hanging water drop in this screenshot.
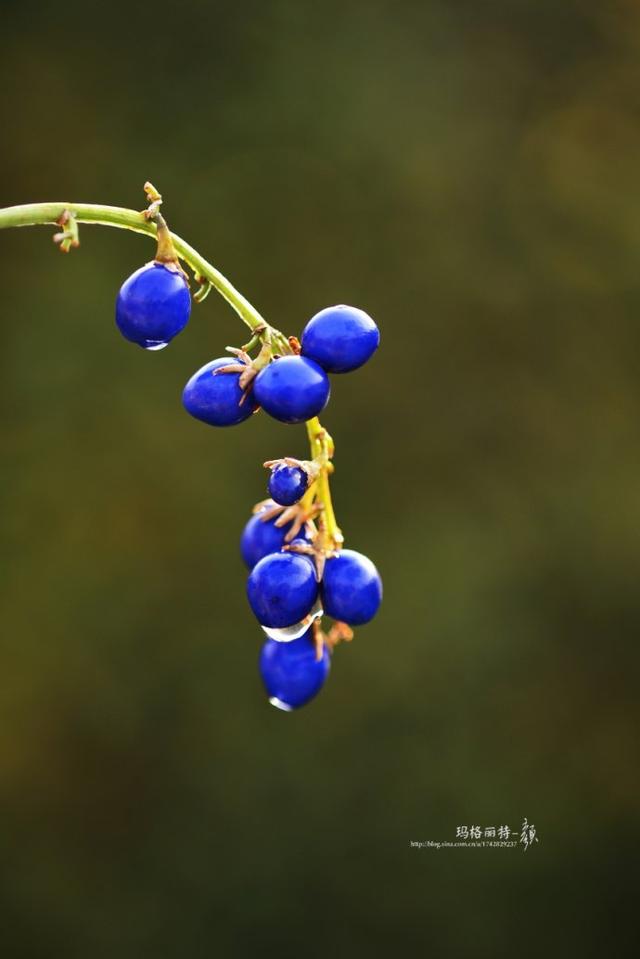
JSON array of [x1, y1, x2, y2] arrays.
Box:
[[268, 697, 294, 712], [261, 598, 323, 642]]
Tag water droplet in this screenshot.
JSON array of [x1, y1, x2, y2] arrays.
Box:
[[269, 697, 294, 712], [142, 340, 168, 351], [261, 598, 323, 642]]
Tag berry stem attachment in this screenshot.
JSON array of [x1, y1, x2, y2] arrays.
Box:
[[152, 214, 180, 264], [142, 182, 185, 276]]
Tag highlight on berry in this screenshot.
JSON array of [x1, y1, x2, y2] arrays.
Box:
[[0, 182, 383, 712]]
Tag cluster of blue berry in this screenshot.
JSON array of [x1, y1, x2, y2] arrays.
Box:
[[115, 212, 382, 711], [241, 502, 382, 711], [180, 301, 379, 428]]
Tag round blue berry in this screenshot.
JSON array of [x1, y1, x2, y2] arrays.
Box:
[[259, 628, 330, 711], [268, 464, 308, 506], [301, 305, 379, 373], [321, 549, 382, 625], [247, 551, 318, 628], [182, 357, 258, 427], [116, 262, 191, 350], [253, 356, 330, 424], [240, 502, 310, 569]]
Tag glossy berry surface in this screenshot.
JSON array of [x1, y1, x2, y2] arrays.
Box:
[[301, 304, 379, 373], [183, 357, 258, 427], [116, 262, 191, 350], [253, 356, 330, 424], [240, 502, 309, 569], [259, 628, 330, 711], [247, 551, 318, 628], [268, 464, 308, 506], [321, 548, 382, 625]]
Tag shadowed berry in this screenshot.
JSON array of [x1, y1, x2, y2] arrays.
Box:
[[253, 356, 330, 424], [259, 628, 330, 710], [247, 551, 318, 628], [116, 262, 191, 350], [321, 548, 382, 625], [268, 464, 308, 506], [240, 502, 310, 569], [301, 304, 379, 373], [183, 357, 258, 427]]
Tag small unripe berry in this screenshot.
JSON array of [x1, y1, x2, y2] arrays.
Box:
[[268, 464, 308, 506]]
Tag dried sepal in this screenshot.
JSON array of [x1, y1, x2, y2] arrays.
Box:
[[251, 498, 322, 545], [143, 181, 163, 219], [326, 620, 354, 649], [53, 210, 80, 253], [213, 354, 257, 398], [311, 619, 354, 661], [283, 538, 337, 582], [262, 456, 320, 485]]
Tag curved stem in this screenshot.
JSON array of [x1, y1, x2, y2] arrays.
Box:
[[0, 197, 342, 549], [0, 201, 291, 353]]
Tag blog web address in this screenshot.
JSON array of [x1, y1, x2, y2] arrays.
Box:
[[409, 819, 539, 851]]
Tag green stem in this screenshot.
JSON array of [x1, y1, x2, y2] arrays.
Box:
[[0, 201, 290, 352], [306, 417, 343, 549], [0, 197, 341, 547]]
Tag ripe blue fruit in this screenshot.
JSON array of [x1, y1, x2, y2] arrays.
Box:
[[247, 551, 318, 628], [116, 262, 191, 350], [182, 357, 258, 427], [301, 304, 379, 373], [259, 628, 330, 711], [321, 549, 382, 625], [253, 356, 330, 424], [268, 464, 308, 506], [240, 502, 310, 569]]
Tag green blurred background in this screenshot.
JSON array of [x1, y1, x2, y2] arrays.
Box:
[[1, 0, 638, 954]]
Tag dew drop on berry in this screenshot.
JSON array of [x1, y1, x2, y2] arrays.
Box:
[[142, 340, 169, 351], [260, 598, 323, 642], [268, 697, 294, 712]]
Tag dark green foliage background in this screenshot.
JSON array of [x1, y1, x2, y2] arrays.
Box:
[[1, 1, 638, 954]]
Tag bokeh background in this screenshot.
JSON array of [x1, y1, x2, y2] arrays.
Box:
[[1, 0, 638, 954]]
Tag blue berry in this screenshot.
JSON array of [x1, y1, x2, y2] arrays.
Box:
[[321, 549, 382, 625], [253, 356, 330, 424], [259, 628, 330, 710], [268, 464, 308, 506], [240, 502, 309, 569], [301, 305, 379, 373], [183, 357, 258, 427], [247, 551, 318, 628], [116, 262, 191, 350]]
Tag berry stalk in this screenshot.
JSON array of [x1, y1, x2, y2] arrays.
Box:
[[306, 417, 343, 549], [0, 194, 341, 544], [0, 186, 383, 709], [0, 200, 291, 354]]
